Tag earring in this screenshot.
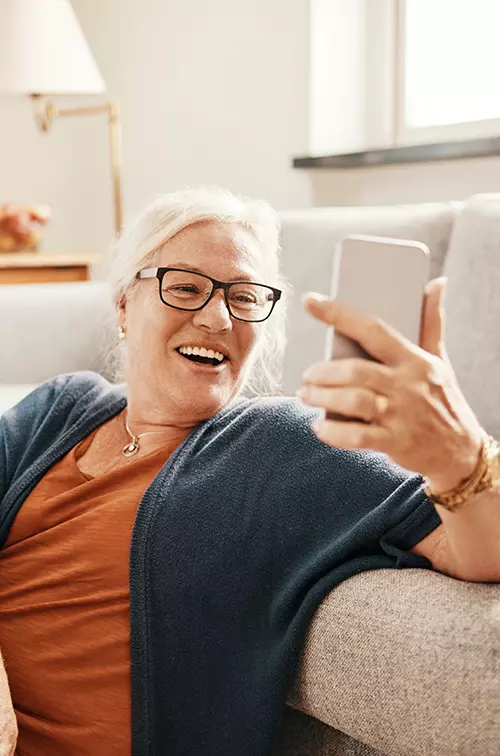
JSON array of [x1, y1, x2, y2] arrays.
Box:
[[118, 326, 126, 341]]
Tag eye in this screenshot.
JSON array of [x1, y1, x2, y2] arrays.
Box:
[[232, 292, 257, 303], [170, 284, 199, 293], [163, 283, 204, 300]]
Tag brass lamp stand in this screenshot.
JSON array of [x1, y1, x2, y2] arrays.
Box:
[[31, 94, 123, 237]]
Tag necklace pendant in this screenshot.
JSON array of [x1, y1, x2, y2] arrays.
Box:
[[122, 440, 139, 457]]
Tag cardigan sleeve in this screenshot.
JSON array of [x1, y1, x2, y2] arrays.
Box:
[[239, 396, 443, 571], [0, 374, 75, 504]]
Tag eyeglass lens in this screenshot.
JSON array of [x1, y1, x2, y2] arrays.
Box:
[[160, 270, 274, 321]]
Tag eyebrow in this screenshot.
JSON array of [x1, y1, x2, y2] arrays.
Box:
[[167, 262, 256, 283]]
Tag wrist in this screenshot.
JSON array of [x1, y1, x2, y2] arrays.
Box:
[[423, 432, 499, 512], [424, 444, 482, 495]]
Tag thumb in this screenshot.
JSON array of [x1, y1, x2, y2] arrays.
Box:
[[419, 277, 448, 358], [302, 292, 331, 323]]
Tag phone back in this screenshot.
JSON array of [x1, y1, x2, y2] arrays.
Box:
[[326, 235, 431, 361]]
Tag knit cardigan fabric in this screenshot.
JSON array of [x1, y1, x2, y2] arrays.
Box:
[[0, 372, 441, 756]]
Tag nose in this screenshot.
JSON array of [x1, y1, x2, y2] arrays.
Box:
[[192, 288, 232, 331]]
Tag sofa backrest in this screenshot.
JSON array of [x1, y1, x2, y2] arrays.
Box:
[[0, 281, 115, 383], [278, 201, 460, 396], [443, 194, 500, 438]]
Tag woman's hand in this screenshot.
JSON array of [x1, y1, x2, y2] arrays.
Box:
[[299, 278, 484, 494], [0, 652, 17, 756]]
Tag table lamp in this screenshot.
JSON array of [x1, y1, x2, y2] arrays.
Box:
[[0, 0, 123, 237]]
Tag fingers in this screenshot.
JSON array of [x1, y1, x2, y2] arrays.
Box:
[[298, 385, 382, 423], [303, 293, 416, 366], [312, 416, 389, 451], [302, 358, 394, 396], [419, 277, 447, 359]]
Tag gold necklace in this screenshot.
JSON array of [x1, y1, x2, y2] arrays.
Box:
[[122, 413, 172, 457]]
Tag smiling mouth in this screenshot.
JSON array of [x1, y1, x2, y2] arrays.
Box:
[[175, 348, 228, 367]]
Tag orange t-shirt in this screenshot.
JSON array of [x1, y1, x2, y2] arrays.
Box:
[[0, 428, 174, 756]]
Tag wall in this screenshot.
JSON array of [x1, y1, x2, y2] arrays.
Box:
[[308, 156, 500, 207], [309, 0, 396, 156], [2, 0, 496, 248], [0, 0, 311, 255], [309, 0, 367, 156], [307, 0, 500, 207]]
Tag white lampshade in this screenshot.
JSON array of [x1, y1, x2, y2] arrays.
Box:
[[0, 0, 106, 95]]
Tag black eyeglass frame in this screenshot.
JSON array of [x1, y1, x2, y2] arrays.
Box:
[[136, 267, 282, 323]]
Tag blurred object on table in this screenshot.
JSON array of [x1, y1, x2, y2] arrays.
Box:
[[0, 203, 51, 252]]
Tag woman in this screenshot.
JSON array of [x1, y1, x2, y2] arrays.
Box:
[[0, 187, 498, 756]]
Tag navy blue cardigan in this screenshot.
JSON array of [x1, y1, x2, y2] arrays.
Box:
[[0, 372, 441, 755]]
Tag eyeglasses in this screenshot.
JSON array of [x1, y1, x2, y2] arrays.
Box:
[[136, 267, 282, 323]]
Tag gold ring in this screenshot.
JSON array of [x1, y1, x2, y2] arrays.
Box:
[[373, 394, 389, 422]]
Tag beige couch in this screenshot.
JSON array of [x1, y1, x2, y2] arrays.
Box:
[[1, 194, 500, 755]]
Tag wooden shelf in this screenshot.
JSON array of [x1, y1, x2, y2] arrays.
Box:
[[0, 252, 100, 268], [0, 253, 100, 285]]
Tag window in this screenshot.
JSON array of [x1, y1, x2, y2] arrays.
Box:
[[397, 0, 500, 144]]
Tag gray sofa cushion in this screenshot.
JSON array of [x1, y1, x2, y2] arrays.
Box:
[[0, 281, 116, 383], [278, 202, 460, 395], [443, 194, 500, 439], [285, 569, 500, 756], [274, 707, 386, 756], [0, 385, 39, 415]]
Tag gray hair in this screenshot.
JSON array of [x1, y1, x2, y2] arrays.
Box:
[[102, 186, 292, 396]]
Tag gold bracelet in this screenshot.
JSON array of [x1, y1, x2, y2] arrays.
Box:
[[422, 434, 497, 513]]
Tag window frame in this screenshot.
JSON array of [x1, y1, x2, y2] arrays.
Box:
[[394, 0, 500, 147]]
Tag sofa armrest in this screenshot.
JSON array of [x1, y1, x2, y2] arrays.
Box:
[[0, 385, 39, 416], [287, 569, 500, 756]]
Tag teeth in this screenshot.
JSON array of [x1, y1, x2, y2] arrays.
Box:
[[178, 346, 225, 362]]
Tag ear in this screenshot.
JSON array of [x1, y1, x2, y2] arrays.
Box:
[[117, 293, 127, 330]]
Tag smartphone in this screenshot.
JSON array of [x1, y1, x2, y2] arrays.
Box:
[[324, 234, 430, 421]]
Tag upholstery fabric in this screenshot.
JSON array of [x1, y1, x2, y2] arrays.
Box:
[[274, 708, 387, 756], [0, 385, 38, 415], [283, 569, 500, 756], [0, 281, 115, 383], [278, 202, 460, 395], [443, 194, 500, 439]]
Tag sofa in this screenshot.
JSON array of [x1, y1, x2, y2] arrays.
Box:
[[1, 193, 499, 755]]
